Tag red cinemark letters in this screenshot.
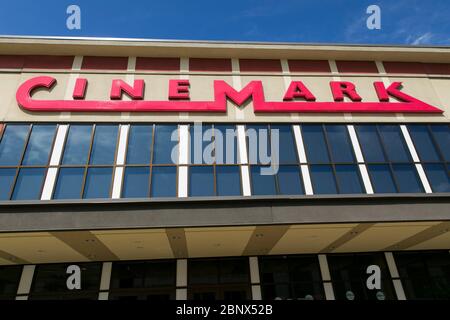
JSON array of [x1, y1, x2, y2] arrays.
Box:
[[15, 76, 442, 114]]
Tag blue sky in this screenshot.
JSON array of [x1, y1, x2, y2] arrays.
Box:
[[0, 0, 449, 45]]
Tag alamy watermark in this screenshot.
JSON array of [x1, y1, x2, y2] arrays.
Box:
[[66, 5, 81, 30], [170, 123, 280, 175]]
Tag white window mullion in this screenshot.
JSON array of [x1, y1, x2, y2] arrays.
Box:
[[41, 125, 69, 200], [384, 252, 407, 300], [98, 262, 112, 300], [318, 254, 335, 300], [237, 124, 251, 196], [111, 125, 129, 199], [178, 125, 189, 198], [293, 125, 313, 195], [179, 57, 189, 120], [249, 257, 262, 300], [347, 125, 374, 194], [400, 125, 433, 193], [16, 265, 35, 300], [176, 259, 187, 300]]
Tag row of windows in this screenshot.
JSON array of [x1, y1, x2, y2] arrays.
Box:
[[1, 251, 449, 300], [0, 123, 448, 200]]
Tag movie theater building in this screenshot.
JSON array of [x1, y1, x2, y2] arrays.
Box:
[[0, 37, 449, 300]]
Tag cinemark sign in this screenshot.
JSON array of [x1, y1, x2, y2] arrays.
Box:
[[16, 76, 442, 113]]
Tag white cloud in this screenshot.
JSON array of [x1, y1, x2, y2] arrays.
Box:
[[410, 32, 434, 45]]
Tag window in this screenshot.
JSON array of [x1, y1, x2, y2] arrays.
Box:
[[53, 124, 118, 199], [259, 255, 324, 300], [395, 250, 450, 299], [356, 125, 424, 193], [248, 124, 304, 196], [29, 263, 102, 300], [408, 125, 450, 192], [121, 125, 178, 198], [0, 265, 22, 300], [188, 124, 242, 197], [327, 253, 396, 300], [302, 124, 363, 194], [0, 124, 56, 200], [188, 258, 251, 300], [109, 260, 176, 300]]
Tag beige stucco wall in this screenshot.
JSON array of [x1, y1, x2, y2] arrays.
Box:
[[0, 38, 449, 123]]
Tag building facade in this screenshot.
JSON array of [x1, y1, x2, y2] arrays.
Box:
[[0, 37, 449, 300]]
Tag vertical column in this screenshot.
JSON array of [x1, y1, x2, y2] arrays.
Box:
[[347, 125, 374, 194], [61, 56, 83, 119], [16, 265, 35, 300], [329, 60, 352, 120], [41, 125, 69, 200], [179, 57, 189, 120], [400, 125, 433, 193], [293, 125, 313, 195], [176, 259, 188, 300], [281, 59, 299, 121], [232, 59, 245, 120], [121, 56, 136, 119], [178, 124, 189, 198], [237, 124, 251, 196], [249, 257, 262, 300], [384, 252, 407, 300], [318, 254, 335, 300], [375, 61, 405, 120], [111, 124, 130, 199], [98, 262, 112, 300]]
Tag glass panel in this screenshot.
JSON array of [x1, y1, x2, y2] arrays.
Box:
[[83, 167, 112, 199], [189, 260, 220, 285], [0, 125, 29, 165], [126, 125, 153, 164], [246, 124, 270, 165], [301, 125, 330, 163], [355, 125, 386, 162], [190, 124, 212, 165], [21, 125, 56, 165], [328, 253, 395, 300], [62, 125, 92, 165], [325, 125, 355, 163], [378, 125, 411, 162], [122, 167, 150, 198], [53, 167, 84, 199], [408, 125, 440, 162], [214, 124, 237, 164], [153, 125, 178, 165], [395, 251, 450, 299], [189, 166, 214, 197], [271, 125, 297, 164], [0, 266, 22, 299], [250, 165, 276, 195], [11, 168, 45, 200], [110, 262, 145, 289], [391, 164, 424, 193], [216, 166, 241, 196], [31, 263, 101, 294], [309, 165, 337, 194], [0, 168, 16, 200], [367, 164, 397, 193], [277, 165, 304, 195], [423, 164, 450, 192], [219, 259, 249, 284], [430, 125, 450, 161], [151, 166, 177, 197], [89, 125, 118, 165], [335, 165, 363, 194]]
